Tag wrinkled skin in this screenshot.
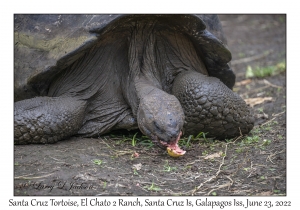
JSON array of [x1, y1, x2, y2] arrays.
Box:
[[14, 15, 254, 154]]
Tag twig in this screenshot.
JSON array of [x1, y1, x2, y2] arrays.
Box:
[[15, 172, 55, 180], [189, 130, 244, 195], [191, 143, 229, 195], [206, 182, 232, 196], [101, 139, 114, 149], [272, 111, 286, 117], [241, 78, 284, 98], [225, 175, 234, 186], [216, 144, 228, 177], [241, 85, 270, 97], [231, 50, 273, 65], [226, 128, 244, 145], [263, 79, 283, 89], [48, 156, 63, 162], [247, 161, 255, 178], [139, 181, 166, 186], [260, 117, 276, 127], [232, 149, 249, 177], [186, 159, 202, 166], [266, 150, 285, 164], [137, 185, 149, 192], [101, 139, 133, 157]]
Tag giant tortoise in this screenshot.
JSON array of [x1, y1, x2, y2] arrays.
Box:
[[14, 14, 254, 156]]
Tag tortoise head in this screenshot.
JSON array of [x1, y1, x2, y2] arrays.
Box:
[[137, 90, 186, 155]]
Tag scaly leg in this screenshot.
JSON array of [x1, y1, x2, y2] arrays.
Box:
[[14, 97, 86, 144], [172, 71, 254, 139]]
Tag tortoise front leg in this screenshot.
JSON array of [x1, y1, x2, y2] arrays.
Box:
[[172, 71, 254, 139], [112, 113, 138, 131], [14, 97, 86, 144]]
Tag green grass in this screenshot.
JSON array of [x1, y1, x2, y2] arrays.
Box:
[[131, 132, 138, 146], [277, 135, 283, 140], [144, 183, 162, 191], [234, 135, 265, 153], [178, 132, 208, 148], [261, 139, 271, 146], [257, 107, 264, 113], [114, 132, 154, 148], [246, 61, 286, 78], [239, 135, 260, 146], [103, 181, 107, 189], [273, 189, 281, 194], [163, 160, 177, 172], [235, 148, 245, 153], [238, 52, 246, 58], [133, 168, 139, 175], [92, 159, 103, 165], [211, 192, 217, 196], [114, 130, 210, 150], [202, 150, 209, 156], [260, 176, 266, 180], [250, 120, 279, 135]]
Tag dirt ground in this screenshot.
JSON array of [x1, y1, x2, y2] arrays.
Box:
[[14, 15, 286, 196]]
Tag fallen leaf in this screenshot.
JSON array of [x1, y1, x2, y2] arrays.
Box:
[[235, 79, 252, 86], [204, 151, 223, 160], [244, 97, 273, 107], [132, 163, 142, 171]]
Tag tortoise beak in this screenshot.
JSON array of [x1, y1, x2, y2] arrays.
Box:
[[158, 131, 186, 157]]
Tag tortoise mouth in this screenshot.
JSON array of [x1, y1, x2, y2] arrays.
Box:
[[159, 131, 186, 156]]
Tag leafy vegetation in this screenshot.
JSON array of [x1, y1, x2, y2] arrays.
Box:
[[178, 132, 208, 148], [92, 159, 103, 165], [163, 160, 177, 172], [103, 181, 107, 189], [246, 61, 285, 78], [144, 183, 162, 191], [114, 132, 154, 148]]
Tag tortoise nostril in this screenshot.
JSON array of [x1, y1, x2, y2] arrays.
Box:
[[167, 130, 180, 141]]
